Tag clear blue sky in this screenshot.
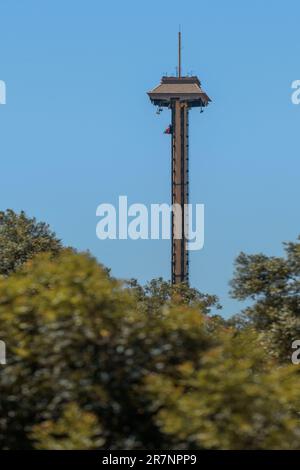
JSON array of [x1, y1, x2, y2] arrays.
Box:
[[0, 0, 299, 317]]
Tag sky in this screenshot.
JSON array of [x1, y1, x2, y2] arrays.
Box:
[[0, 0, 299, 317]]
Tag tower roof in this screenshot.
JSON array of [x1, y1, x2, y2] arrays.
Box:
[[148, 76, 211, 108]]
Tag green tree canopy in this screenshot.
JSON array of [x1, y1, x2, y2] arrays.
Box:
[[145, 329, 300, 449], [1, 250, 300, 449], [0, 251, 218, 449], [0, 209, 62, 276], [230, 236, 300, 361], [127, 277, 221, 315]]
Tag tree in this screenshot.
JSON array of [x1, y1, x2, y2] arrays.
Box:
[[1, 250, 300, 449], [0, 209, 62, 276], [144, 329, 300, 449], [127, 277, 222, 316], [0, 251, 218, 449], [30, 403, 104, 450], [230, 237, 300, 361]]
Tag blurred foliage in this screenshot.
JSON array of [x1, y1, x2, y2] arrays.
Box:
[[30, 403, 104, 450], [144, 330, 300, 449], [1, 213, 300, 449], [0, 251, 219, 449], [0, 209, 62, 276], [230, 236, 300, 361], [0, 245, 300, 449]]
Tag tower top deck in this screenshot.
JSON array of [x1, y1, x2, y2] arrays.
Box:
[[147, 75, 211, 108], [148, 31, 211, 109]]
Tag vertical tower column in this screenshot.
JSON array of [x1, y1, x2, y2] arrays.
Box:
[[171, 99, 189, 284], [148, 34, 210, 285]]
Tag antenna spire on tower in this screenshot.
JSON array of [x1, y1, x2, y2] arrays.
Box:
[[178, 30, 181, 78]]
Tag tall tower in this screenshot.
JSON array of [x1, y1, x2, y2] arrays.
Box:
[[148, 32, 211, 285]]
